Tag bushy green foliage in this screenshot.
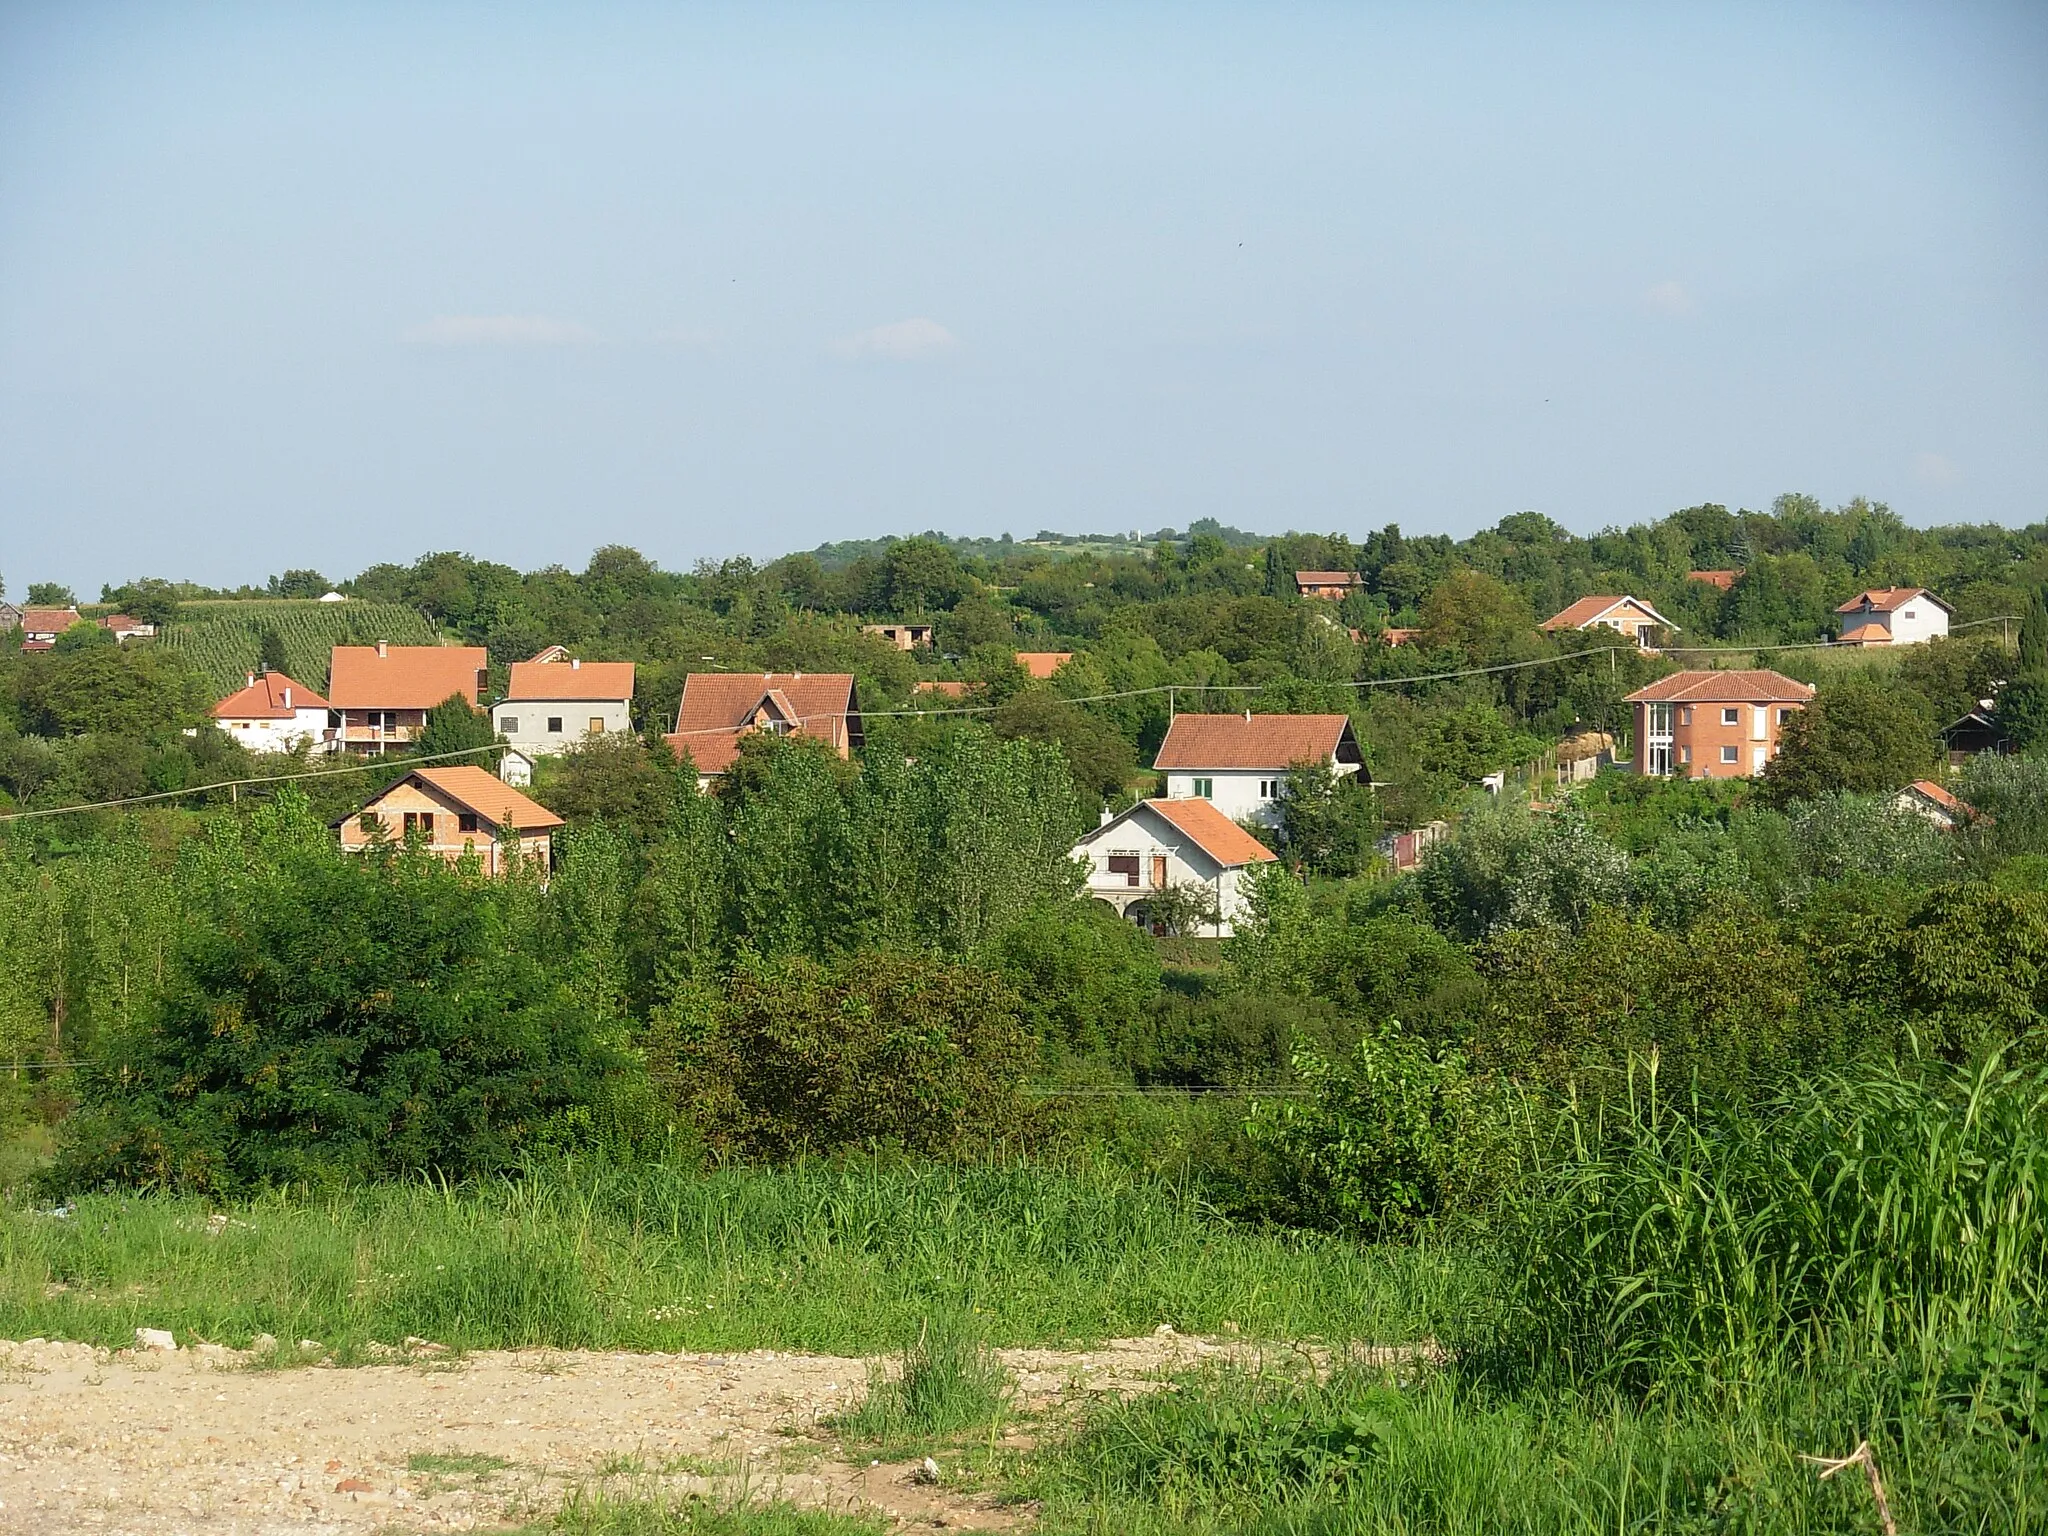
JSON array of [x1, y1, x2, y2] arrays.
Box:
[[1756, 675, 1937, 807], [985, 900, 1161, 1064], [655, 950, 1031, 1160]]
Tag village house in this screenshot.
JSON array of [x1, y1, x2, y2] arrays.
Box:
[[1835, 587, 1951, 647], [1687, 569, 1743, 591], [97, 613, 155, 642], [491, 647, 635, 758], [1295, 571, 1365, 601], [1152, 711, 1364, 828], [915, 679, 971, 699], [16, 606, 85, 650], [1015, 651, 1073, 680], [861, 622, 935, 651], [327, 641, 490, 754], [0, 601, 20, 632], [1540, 596, 1680, 646], [1625, 670, 1815, 779], [1893, 779, 1968, 832], [664, 671, 862, 785], [211, 671, 337, 753], [497, 745, 538, 787], [1941, 706, 2012, 765], [340, 766, 562, 874], [1073, 797, 1277, 937]]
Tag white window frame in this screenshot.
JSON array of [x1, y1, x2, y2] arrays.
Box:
[[1720, 745, 1739, 764]]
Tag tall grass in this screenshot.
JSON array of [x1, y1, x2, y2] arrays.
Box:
[[834, 1311, 1011, 1444], [0, 1160, 1478, 1356], [1490, 1051, 2048, 1411]]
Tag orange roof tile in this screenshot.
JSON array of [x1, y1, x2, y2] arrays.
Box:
[[1541, 595, 1678, 631], [1902, 779, 1962, 812], [1837, 622, 1893, 645], [1834, 586, 1950, 615], [1624, 669, 1816, 705], [329, 645, 488, 710], [915, 679, 970, 698], [1015, 651, 1072, 680], [1295, 570, 1363, 587], [1154, 713, 1359, 770], [1687, 569, 1742, 590], [397, 766, 563, 832], [18, 607, 83, 635], [664, 672, 861, 774], [503, 658, 636, 701], [1141, 797, 1278, 868], [212, 671, 332, 720]]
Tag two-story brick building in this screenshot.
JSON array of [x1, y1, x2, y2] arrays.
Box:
[[1624, 670, 1815, 778], [328, 642, 490, 754]]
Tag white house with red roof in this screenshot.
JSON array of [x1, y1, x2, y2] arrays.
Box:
[[16, 606, 85, 650], [491, 648, 636, 759], [1835, 588, 1951, 647], [1892, 779, 1968, 831], [1073, 797, 1279, 937], [212, 671, 337, 754], [1152, 711, 1363, 827], [1540, 596, 1680, 645]]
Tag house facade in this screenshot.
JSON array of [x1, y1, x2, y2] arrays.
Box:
[[1541, 596, 1680, 645], [1624, 670, 1815, 779], [211, 671, 337, 753], [0, 602, 20, 633], [1893, 779, 1967, 832], [1152, 711, 1364, 828], [98, 613, 155, 642], [327, 642, 490, 754], [339, 766, 562, 874], [861, 623, 934, 651], [1073, 797, 1277, 937], [491, 651, 635, 758], [664, 671, 862, 784], [1295, 571, 1364, 601], [1835, 588, 1951, 647]]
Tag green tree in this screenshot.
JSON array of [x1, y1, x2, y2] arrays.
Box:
[[257, 626, 289, 677], [882, 538, 969, 613], [536, 733, 685, 835], [25, 583, 75, 606], [1418, 570, 1532, 654], [992, 690, 1136, 806], [31, 645, 204, 736], [2022, 586, 2048, 675], [1277, 760, 1381, 876], [415, 692, 498, 761], [1755, 678, 1936, 808]]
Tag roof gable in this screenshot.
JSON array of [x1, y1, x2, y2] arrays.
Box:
[[1015, 651, 1073, 680], [1079, 797, 1278, 870], [212, 671, 332, 719], [667, 672, 861, 774], [1541, 595, 1679, 631], [503, 657, 636, 701], [1154, 712, 1359, 771], [367, 766, 564, 832], [1834, 586, 1952, 615], [1623, 669, 1816, 705]]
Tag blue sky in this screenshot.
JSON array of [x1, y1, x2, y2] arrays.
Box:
[[1, 1, 2043, 592]]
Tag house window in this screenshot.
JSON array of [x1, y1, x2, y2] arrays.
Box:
[[1679, 745, 1691, 764], [1106, 853, 1141, 888], [1721, 708, 1739, 726], [1644, 702, 1675, 776], [1679, 708, 1692, 726], [1190, 777, 1214, 798], [501, 716, 520, 734], [1779, 709, 1796, 725], [548, 716, 564, 733], [588, 716, 604, 735], [1258, 780, 1276, 798], [457, 812, 480, 834], [403, 811, 434, 835], [1720, 746, 1738, 764]]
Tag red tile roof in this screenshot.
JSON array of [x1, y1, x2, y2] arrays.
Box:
[[98, 613, 151, 635], [18, 606, 83, 636], [399, 767, 563, 832], [1687, 569, 1742, 590], [1541, 595, 1678, 632], [503, 658, 636, 701], [213, 671, 331, 720], [1902, 779, 1962, 812], [1015, 651, 1073, 680], [1624, 669, 1816, 705], [1837, 622, 1892, 645], [1141, 796, 1278, 868], [329, 645, 488, 710], [665, 672, 860, 774], [1295, 570, 1363, 587], [915, 679, 970, 698], [1154, 712, 1358, 770], [1834, 586, 1951, 615]]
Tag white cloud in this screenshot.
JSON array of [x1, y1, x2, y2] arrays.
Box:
[[405, 315, 597, 346], [1643, 280, 1694, 316], [830, 317, 958, 361], [1911, 451, 1962, 487]]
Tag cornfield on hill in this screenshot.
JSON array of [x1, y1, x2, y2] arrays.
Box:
[[161, 601, 437, 696]]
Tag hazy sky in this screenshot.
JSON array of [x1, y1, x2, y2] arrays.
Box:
[[2, 2, 2044, 593]]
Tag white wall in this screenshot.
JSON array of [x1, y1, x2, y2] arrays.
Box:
[[218, 708, 335, 754], [1161, 768, 1288, 827], [492, 699, 633, 757], [1073, 806, 1260, 936], [1886, 601, 1949, 646]]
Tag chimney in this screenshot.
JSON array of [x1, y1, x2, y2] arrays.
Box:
[[377, 640, 388, 658], [571, 657, 580, 671], [1243, 709, 1252, 723], [246, 673, 256, 689], [1099, 806, 1113, 827], [283, 687, 292, 709]]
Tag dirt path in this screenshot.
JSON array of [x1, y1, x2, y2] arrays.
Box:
[[0, 1331, 1332, 1534]]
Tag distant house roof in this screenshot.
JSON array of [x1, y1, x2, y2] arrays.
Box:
[[1295, 570, 1363, 589], [1900, 779, 1962, 813], [1687, 569, 1742, 590], [213, 671, 332, 720], [503, 657, 636, 702], [1154, 712, 1362, 771], [665, 672, 861, 775], [1541, 595, 1680, 632], [1834, 587, 1952, 616], [98, 613, 153, 637], [1837, 622, 1893, 645], [915, 679, 970, 698], [375, 766, 564, 833], [1624, 669, 1816, 705], [1015, 651, 1073, 680], [19, 606, 83, 635], [329, 645, 489, 710]]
